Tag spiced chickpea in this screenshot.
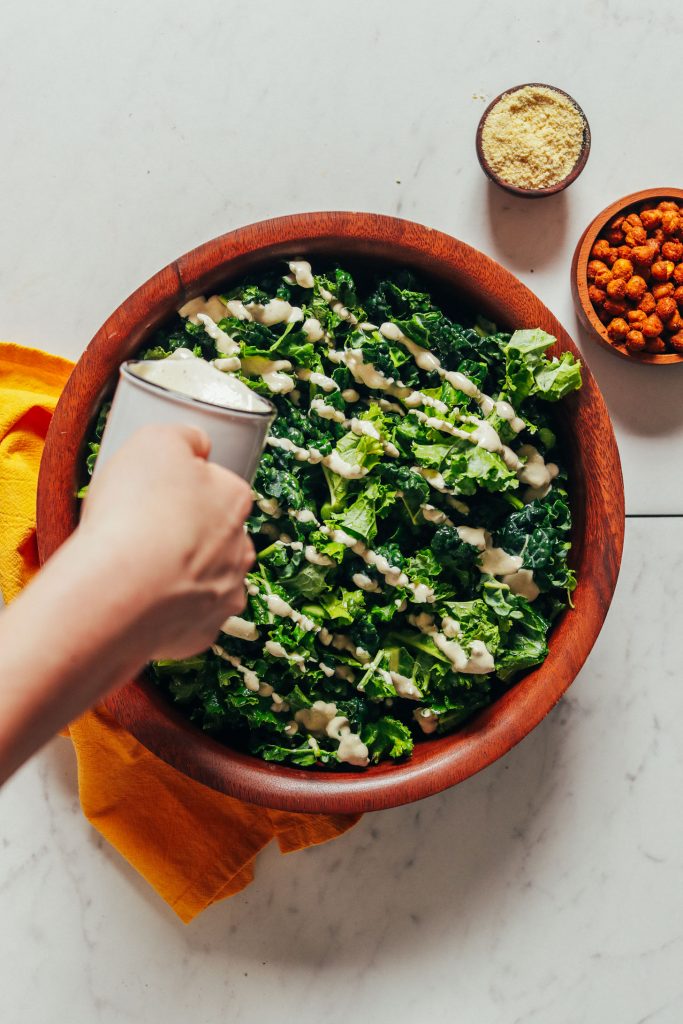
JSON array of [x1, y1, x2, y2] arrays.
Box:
[[603, 299, 628, 317], [651, 261, 675, 281], [652, 282, 674, 299], [638, 292, 656, 314], [625, 330, 646, 352], [656, 297, 677, 321], [673, 264, 683, 285], [604, 247, 619, 266], [591, 239, 611, 261], [673, 285, 683, 305], [625, 226, 647, 246], [641, 314, 664, 338], [645, 337, 666, 354], [607, 317, 629, 341], [606, 229, 624, 247], [668, 311, 683, 332], [640, 209, 662, 230], [661, 212, 680, 236], [661, 240, 683, 262], [624, 275, 647, 301], [658, 201, 679, 213], [631, 245, 656, 266], [587, 259, 609, 281], [606, 278, 627, 300], [624, 212, 643, 228], [670, 331, 683, 352], [609, 215, 625, 231], [627, 309, 647, 325], [611, 258, 634, 280], [616, 245, 632, 261], [588, 285, 606, 305]]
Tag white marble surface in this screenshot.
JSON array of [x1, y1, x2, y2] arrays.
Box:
[[1, 1, 682, 1021]]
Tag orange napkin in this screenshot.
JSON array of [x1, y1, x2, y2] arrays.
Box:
[[0, 342, 360, 922]]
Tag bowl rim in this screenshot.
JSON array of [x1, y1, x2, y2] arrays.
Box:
[[37, 211, 625, 814], [475, 83, 591, 198], [571, 187, 683, 365]]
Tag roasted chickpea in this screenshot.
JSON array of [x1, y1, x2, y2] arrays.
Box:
[[656, 297, 677, 321], [645, 337, 666, 354], [651, 260, 675, 281], [594, 267, 613, 288], [650, 229, 665, 246], [616, 245, 632, 261], [631, 245, 656, 266], [640, 209, 662, 230], [606, 278, 627, 300], [673, 285, 683, 305], [652, 282, 675, 299], [638, 292, 656, 314], [668, 311, 683, 332], [624, 212, 643, 228], [606, 229, 624, 246], [587, 259, 609, 281], [611, 258, 634, 280], [661, 240, 683, 262], [603, 299, 628, 317], [661, 212, 680, 236], [624, 275, 647, 301], [642, 314, 664, 338], [670, 331, 683, 352], [658, 201, 679, 213], [627, 308, 647, 325], [604, 247, 618, 266], [625, 330, 646, 352], [625, 226, 647, 246], [609, 215, 626, 231], [591, 239, 611, 260], [673, 264, 683, 285], [607, 317, 629, 341], [588, 285, 606, 305]]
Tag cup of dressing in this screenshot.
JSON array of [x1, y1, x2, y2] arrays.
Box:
[[94, 349, 276, 482]]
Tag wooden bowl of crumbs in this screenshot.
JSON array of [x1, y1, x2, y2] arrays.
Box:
[[571, 188, 683, 364], [36, 212, 623, 813], [476, 83, 590, 198]]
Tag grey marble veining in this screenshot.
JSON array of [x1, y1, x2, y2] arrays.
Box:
[[1, 0, 682, 1021]]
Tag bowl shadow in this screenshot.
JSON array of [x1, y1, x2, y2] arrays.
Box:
[[573, 316, 683, 438], [174, 703, 571, 965], [484, 180, 569, 271]]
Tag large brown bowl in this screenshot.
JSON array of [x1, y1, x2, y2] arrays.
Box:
[[37, 212, 624, 814]]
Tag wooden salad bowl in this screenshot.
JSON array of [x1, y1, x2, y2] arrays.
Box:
[[36, 212, 625, 814], [571, 187, 683, 365]]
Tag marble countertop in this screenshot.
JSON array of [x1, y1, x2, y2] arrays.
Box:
[[1, 0, 682, 1021]]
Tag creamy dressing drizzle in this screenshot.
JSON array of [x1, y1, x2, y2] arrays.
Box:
[[407, 612, 495, 674], [456, 525, 538, 600]]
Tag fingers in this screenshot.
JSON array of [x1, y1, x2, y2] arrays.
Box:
[[175, 424, 212, 460]]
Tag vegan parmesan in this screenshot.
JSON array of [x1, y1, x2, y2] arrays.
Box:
[[481, 85, 586, 190]]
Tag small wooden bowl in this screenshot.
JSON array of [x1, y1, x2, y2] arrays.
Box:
[[36, 212, 624, 814], [571, 187, 683, 365], [476, 83, 591, 198]]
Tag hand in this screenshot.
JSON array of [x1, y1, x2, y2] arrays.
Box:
[[79, 423, 255, 660]]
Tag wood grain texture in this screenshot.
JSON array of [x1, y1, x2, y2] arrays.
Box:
[[475, 83, 591, 198], [36, 212, 625, 814], [571, 187, 683, 365]]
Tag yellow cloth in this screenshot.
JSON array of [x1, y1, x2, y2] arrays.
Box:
[[0, 342, 360, 922]]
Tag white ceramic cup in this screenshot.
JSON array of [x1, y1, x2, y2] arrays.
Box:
[[94, 361, 276, 483]]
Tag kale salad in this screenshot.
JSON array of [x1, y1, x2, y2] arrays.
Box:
[[85, 260, 582, 769]]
